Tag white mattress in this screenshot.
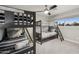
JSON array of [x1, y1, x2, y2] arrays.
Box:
[[42, 32, 57, 39]]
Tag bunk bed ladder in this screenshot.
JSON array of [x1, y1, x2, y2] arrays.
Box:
[[25, 28, 33, 43], [57, 26, 64, 41]]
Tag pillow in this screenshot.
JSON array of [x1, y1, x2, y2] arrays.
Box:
[[7, 28, 22, 38], [51, 29, 56, 32]]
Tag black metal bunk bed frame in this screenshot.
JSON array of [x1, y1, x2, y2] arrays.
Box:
[[36, 20, 58, 44], [0, 9, 36, 54]]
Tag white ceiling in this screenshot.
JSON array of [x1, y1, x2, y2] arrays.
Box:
[[6, 5, 79, 16]]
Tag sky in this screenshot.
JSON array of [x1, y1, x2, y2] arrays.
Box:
[[55, 17, 79, 24]]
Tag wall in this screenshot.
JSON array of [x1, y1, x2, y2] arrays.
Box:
[[36, 13, 55, 26]]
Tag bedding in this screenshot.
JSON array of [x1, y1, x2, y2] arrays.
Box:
[[15, 39, 29, 50], [42, 32, 57, 39], [7, 28, 22, 38]]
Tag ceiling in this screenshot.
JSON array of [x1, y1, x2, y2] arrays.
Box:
[[6, 5, 79, 16]]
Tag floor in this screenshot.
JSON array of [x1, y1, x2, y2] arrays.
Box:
[[36, 39, 79, 54]]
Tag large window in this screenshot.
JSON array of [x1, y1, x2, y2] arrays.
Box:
[[55, 17, 79, 26]]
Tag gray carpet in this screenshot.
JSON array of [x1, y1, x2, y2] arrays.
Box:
[[36, 39, 79, 54]]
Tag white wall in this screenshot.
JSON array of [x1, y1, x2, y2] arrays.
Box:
[[36, 13, 55, 26]]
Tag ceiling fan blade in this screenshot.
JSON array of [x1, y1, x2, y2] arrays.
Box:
[[49, 5, 57, 10]]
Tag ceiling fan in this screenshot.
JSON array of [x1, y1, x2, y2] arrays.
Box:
[[36, 5, 57, 15]]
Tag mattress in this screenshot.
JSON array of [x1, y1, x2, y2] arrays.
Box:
[[42, 32, 57, 39]]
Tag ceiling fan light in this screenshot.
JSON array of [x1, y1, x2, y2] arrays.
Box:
[[44, 10, 49, 14]]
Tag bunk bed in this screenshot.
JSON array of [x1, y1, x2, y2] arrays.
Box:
[[0, 9, 36, 54], [36, 20, 58, 44]]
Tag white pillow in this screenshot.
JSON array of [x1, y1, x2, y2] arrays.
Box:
[[7, 28, 22, 38], [51, 29, 56, 32]]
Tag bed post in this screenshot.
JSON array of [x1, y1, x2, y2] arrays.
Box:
[[40, 20, 42, 45], [33, 12, 36, 54]]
